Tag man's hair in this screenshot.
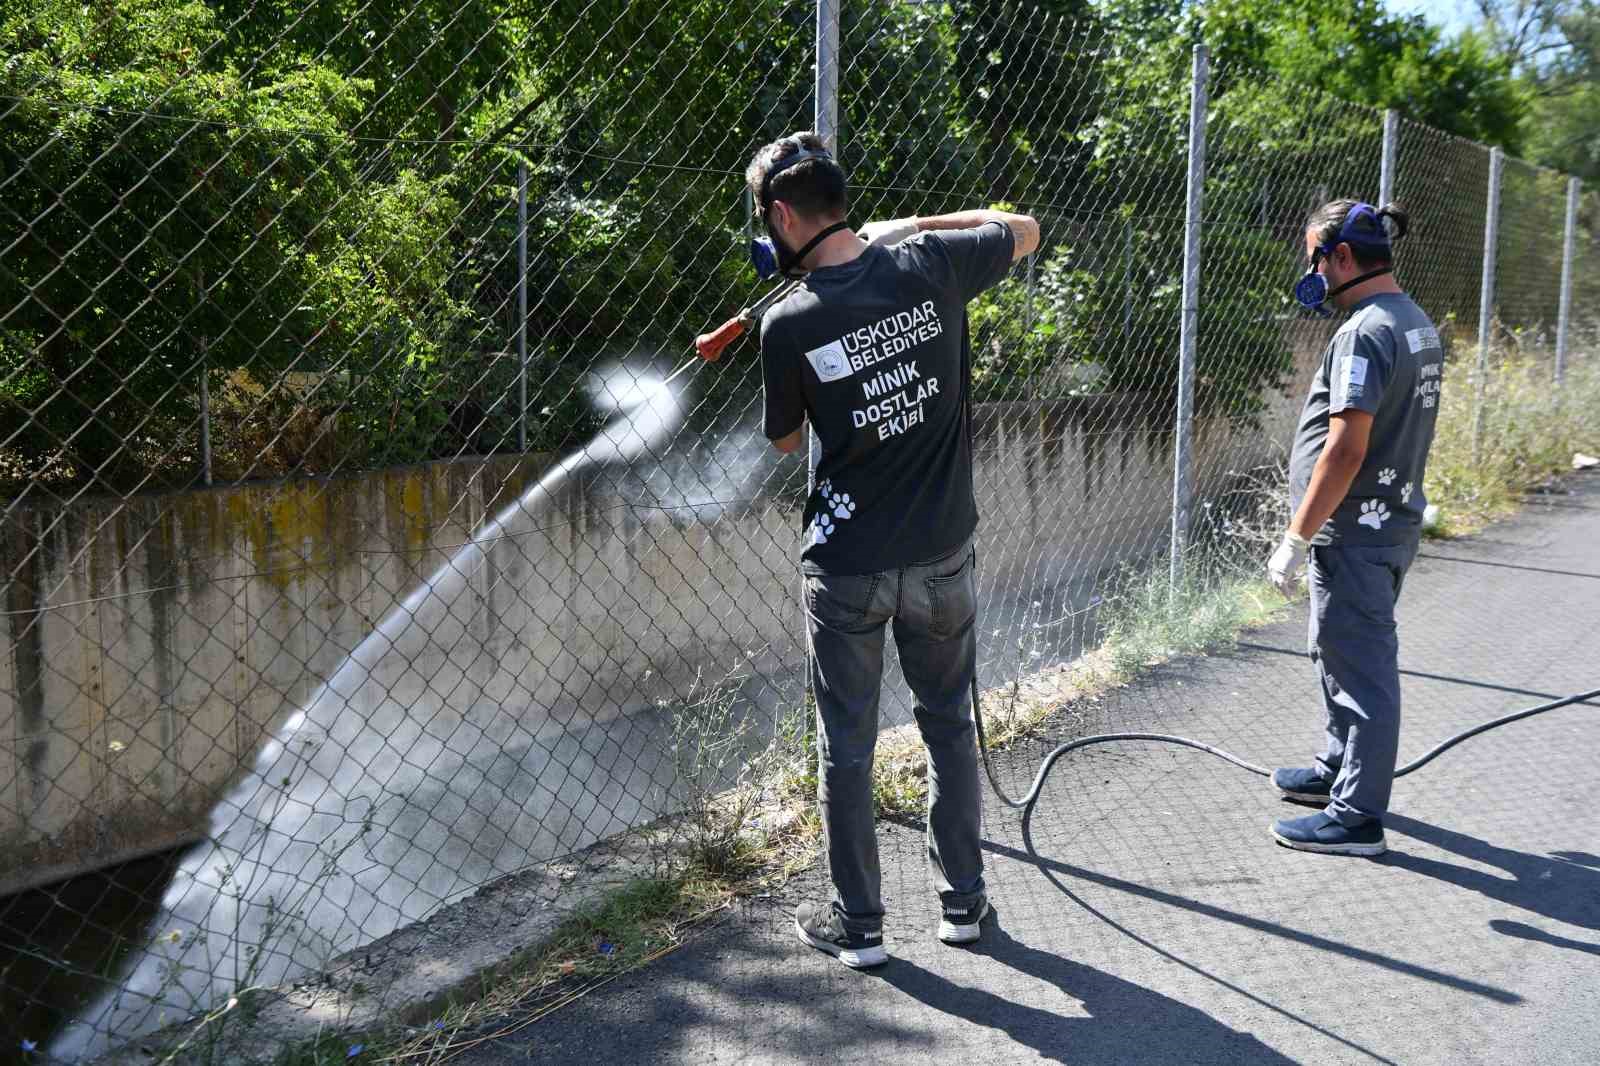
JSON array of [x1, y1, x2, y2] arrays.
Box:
[[1305, 198, 1411, 268], [745, 131, 848, 221]]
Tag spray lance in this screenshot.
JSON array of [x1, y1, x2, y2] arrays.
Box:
[[666, 257, 805, 386]]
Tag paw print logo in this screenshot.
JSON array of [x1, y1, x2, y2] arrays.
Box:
[[1377, 468, 1397, 486], [817, 479, 833, 499], [1358, 500, 1390, 530], [811, 512, 836, 545], [830, 492, 857, 520], [1401, 481, 1414, 504]]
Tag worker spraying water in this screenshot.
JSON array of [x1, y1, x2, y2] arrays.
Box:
[[738, 131, 1039, 969]]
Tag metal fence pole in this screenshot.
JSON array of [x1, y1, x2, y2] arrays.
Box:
[[516, 160, 529, 453], [1555, 175, 1581, 388], [812, 0, 839, 493], [1124, 216, 1134, 336], [1474, 146, 1503, 462], [1171, 43, 1208, 586], [1023, 250, 1036, 400], [1379, 110, 1398, 208], [816, 0, 839, 152], [198, 267, 212, 486], [1024, 251, 1035, 333]]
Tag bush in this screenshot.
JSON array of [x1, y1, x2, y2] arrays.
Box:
[[1425, 337, 1600, 532]]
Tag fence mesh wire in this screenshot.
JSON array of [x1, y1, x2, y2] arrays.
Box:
[[1, 0, 1595, 1059]]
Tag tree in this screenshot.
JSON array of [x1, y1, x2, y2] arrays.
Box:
[[1476, 0, 1600, 178], [1, 0, 479, 489]]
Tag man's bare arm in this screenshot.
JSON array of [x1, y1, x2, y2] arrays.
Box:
[[914, 210, 1040, 261]]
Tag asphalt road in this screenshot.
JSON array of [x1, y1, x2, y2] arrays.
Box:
[[453, 473, 1600, 1065]]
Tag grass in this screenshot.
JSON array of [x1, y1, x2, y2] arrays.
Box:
[[1425, 341, 1600, 536], [1098, 559, 1289, 680], [371, 876, 735, 1065]]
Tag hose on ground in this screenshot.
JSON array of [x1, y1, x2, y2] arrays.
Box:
[[972, 677, 1600, 815]]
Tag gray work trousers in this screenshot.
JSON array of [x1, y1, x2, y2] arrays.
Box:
[[1308, 538, 1420, 825], [803, 536, 985, 934]]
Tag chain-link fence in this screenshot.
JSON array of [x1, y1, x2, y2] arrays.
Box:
[[2, 0, 1594, 1059]]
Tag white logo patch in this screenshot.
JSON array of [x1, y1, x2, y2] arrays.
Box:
[[1358, 500, 1391, 530], [1406, 326, 1441, 354], [1345, 354, 1369, 390], [806, 339, 852, 383]]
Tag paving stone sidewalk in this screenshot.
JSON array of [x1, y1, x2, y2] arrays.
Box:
[[456, 473, 1600, 1066]]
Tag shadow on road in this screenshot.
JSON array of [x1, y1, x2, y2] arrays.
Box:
[[1382, 814, 1600, 934], [873, 915, 1301, 1065]]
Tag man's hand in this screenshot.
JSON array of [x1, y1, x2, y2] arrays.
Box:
[[1268, 532, 1311, 598], [858, 217, 920, 247], [771, 426, 805, 454]]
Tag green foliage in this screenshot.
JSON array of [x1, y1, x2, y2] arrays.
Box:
[[1, 0, 1584, 495], [1506, 0, 1600, 180], [1178, 0, 1529, 147], [1426, 342, 1600, 533], [1, 0, 486, 485]]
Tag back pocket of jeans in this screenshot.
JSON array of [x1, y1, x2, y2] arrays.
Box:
[[924, 550, 976, 639], [804, 572, 879, 629]]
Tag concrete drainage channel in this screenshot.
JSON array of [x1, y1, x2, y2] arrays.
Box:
[[86, 830, 673, 1065]]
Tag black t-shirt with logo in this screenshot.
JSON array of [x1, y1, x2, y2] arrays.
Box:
[[760, 221, 1014, 575]]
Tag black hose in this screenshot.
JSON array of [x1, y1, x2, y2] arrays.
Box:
[[972, 674, 1600, 815]]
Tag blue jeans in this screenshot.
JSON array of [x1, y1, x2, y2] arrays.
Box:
[[803, 536, 985, 934], [1308, 538, 1420, 825]]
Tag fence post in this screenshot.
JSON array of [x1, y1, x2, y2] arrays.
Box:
[[1171, 43, 1208, 586], [1124, 216, 1134, 336], [517, 160, 529, 453], [816, 0, 840, 153], [1379, 109, 1397, 207], [198, 267, 212, 487], [812, 0, 839, 495], [1555, 175, 1581, 388], [1023, 250, 1036, 399], [1473, 146, 1503, 462]]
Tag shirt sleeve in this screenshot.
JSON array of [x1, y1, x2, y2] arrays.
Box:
[[927, 220, 1016, 302], [759, 318, 807, 441], [1327, 328, 1391, 417]]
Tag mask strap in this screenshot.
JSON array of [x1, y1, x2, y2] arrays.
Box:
[[1327, 265, 1392, 299], [781, 220, 851, 278]]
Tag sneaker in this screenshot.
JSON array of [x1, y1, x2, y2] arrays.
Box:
[[794, 901, 887, 969], [1271, 811, 1386, 857], [937, 895, 991, 945], [1273, 766, 1334, 805]]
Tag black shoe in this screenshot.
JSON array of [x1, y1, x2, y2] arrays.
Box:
[[1271, 811, 1386, 856], [795, 901, 887, 968], [938, 895, 990, 945], [1273, 766, 1334, 805]]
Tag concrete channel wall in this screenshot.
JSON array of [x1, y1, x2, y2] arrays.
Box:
[[1, 367, 1314, 896]]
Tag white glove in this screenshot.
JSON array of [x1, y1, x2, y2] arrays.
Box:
[[1267, 532, 1311, 598], [858, 216, 920, 247]]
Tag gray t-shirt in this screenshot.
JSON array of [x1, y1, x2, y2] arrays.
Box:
[[760, 221, 1014, 574], [1288, 291, 1445, 546]]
